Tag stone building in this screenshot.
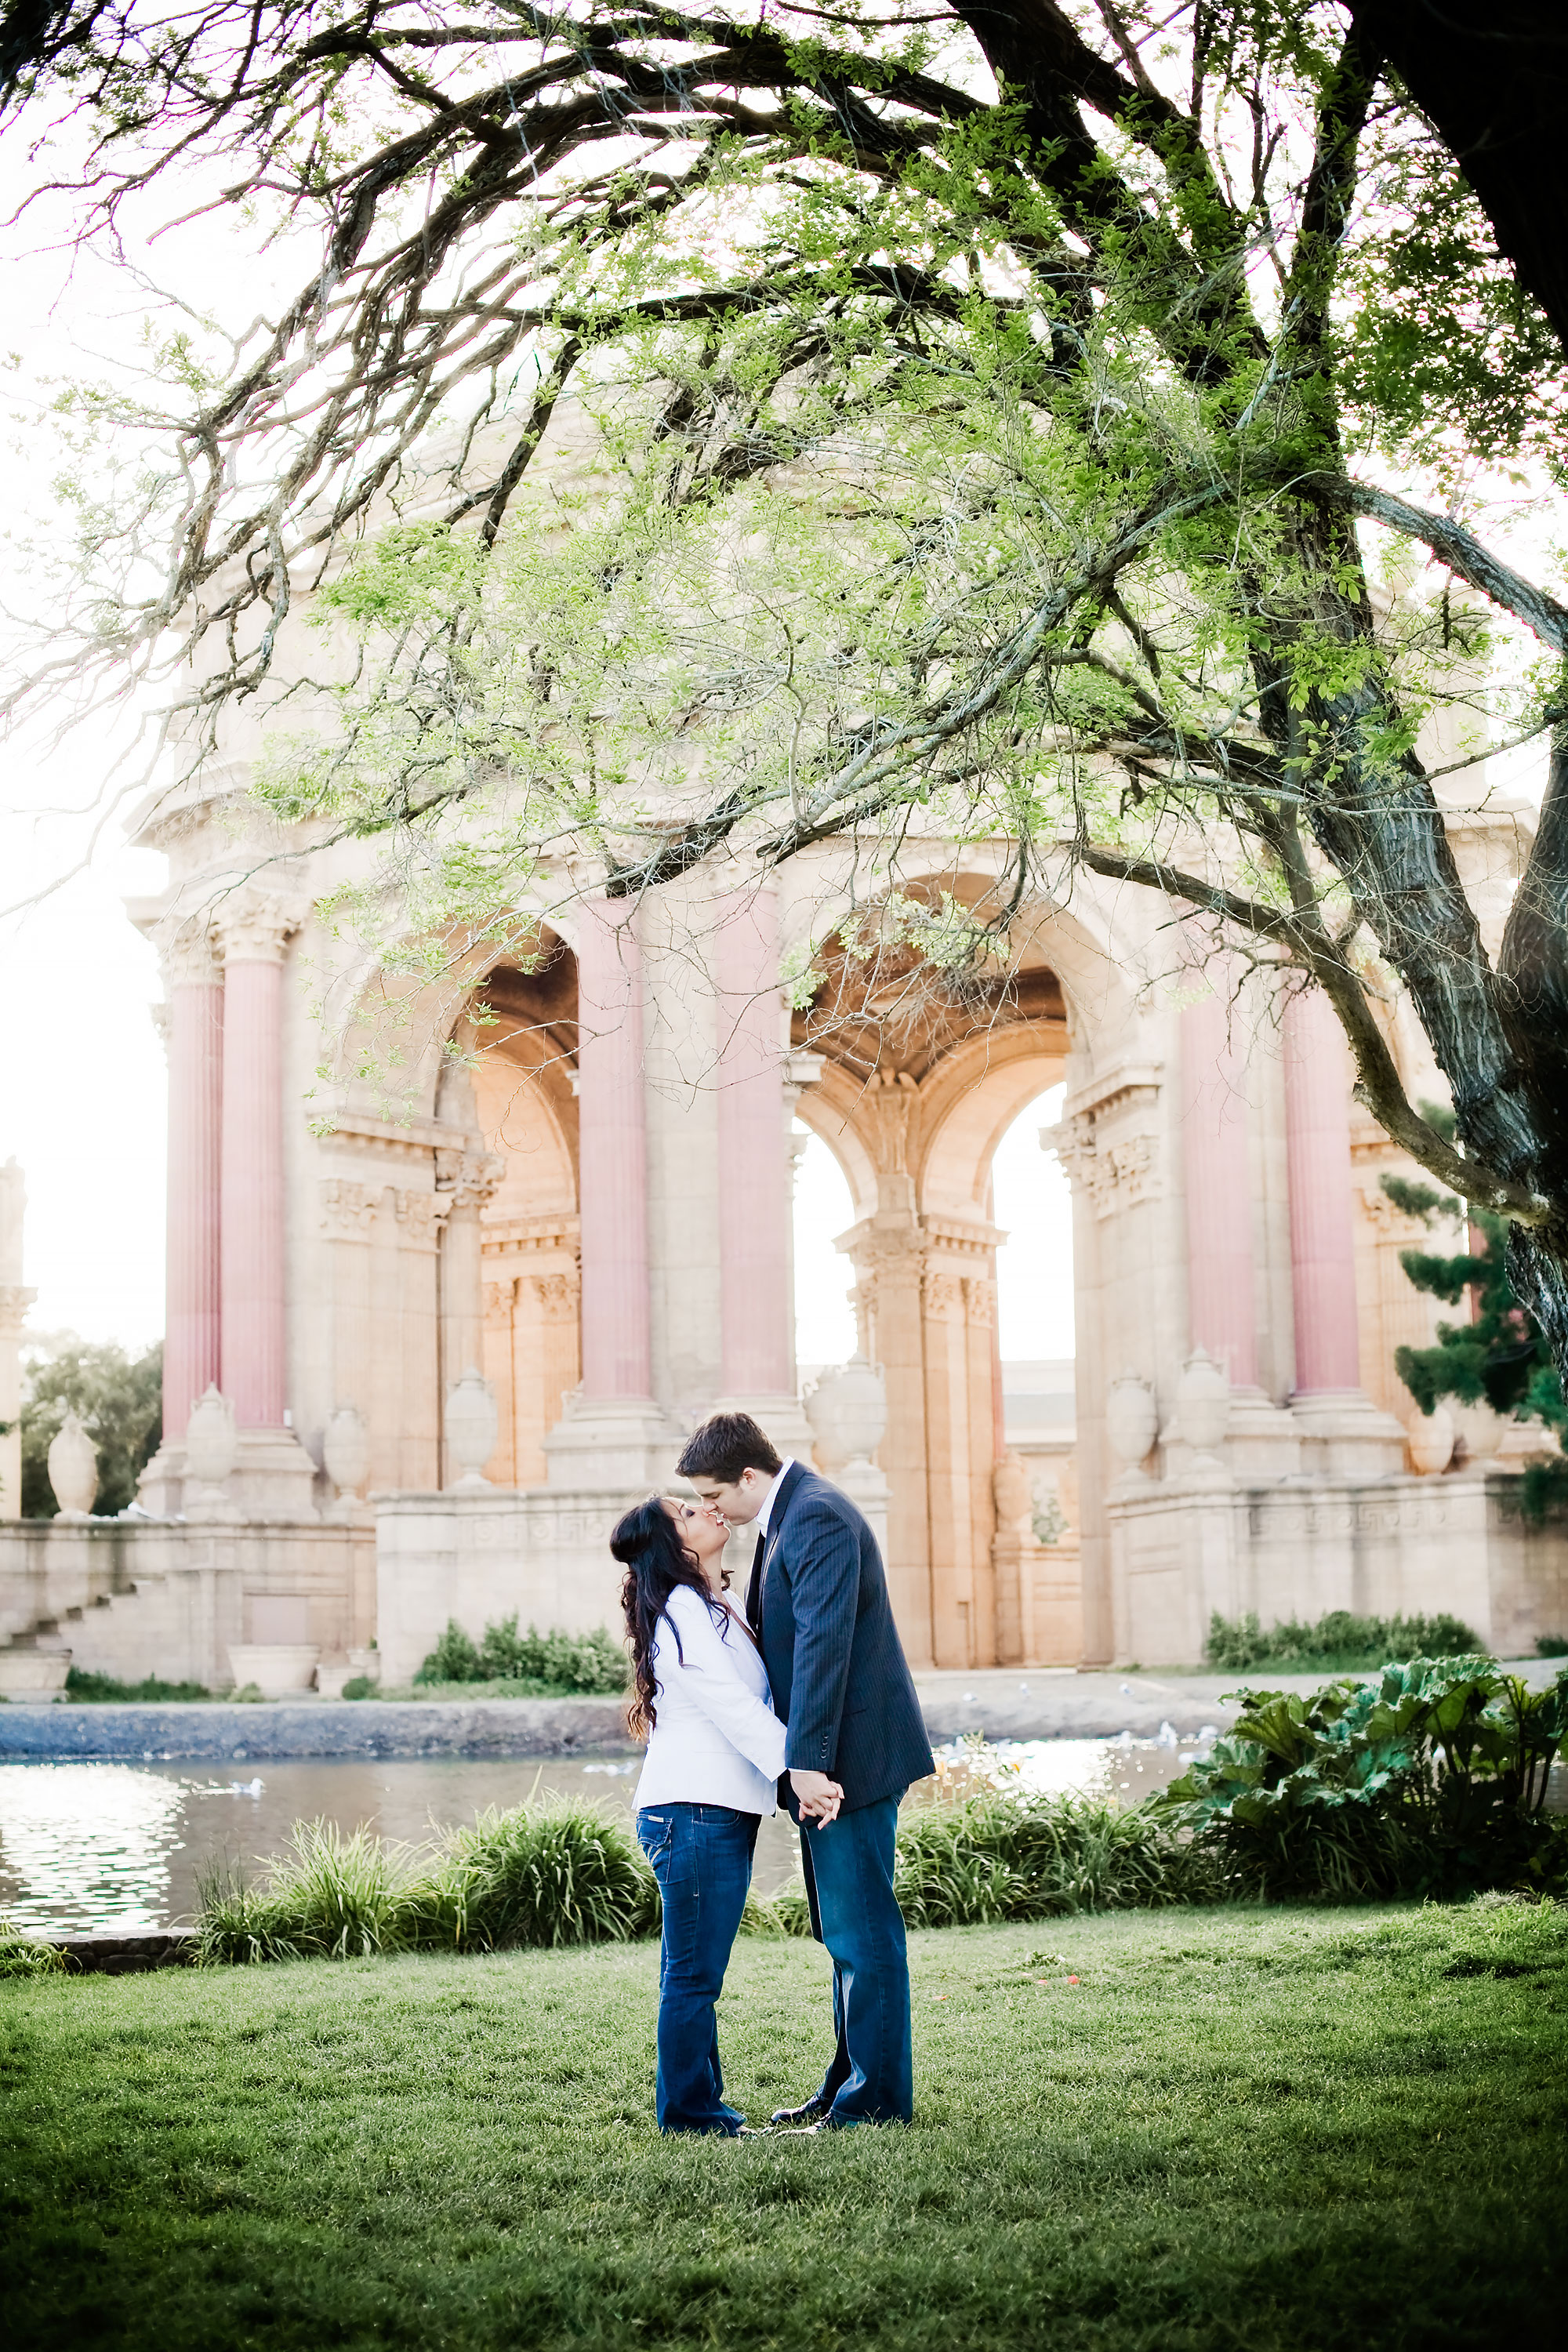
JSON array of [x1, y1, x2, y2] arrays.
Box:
[[1, 412, 1565, 1695], [5, 771, 1566, 1698]]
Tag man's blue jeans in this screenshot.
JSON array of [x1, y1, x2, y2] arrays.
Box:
[[636, 1802, 759, 2135], [798, 1795, 913, 2124]]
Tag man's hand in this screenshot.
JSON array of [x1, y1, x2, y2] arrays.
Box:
[[790, 1769, 844, 1826]]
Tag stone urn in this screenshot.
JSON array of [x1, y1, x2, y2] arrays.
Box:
[[47, 1410, 98, 1519], [323, 1405, 372, 1516], [1407, 1402, 1456, 1476], [1176, 1348, 1231, 1460], [1450, 1398, 1506, 1468], [445, 1367, 499, 1487], [186, 1385, 238, 1477], [184, 1385, 240, 1520], [807, 1353, 887, 1475], [1105, 1374, 1159, 1479]]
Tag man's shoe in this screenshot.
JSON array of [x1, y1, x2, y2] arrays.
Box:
[[782, 2112, 862, 2134], [769, 2095, 833, 2127]]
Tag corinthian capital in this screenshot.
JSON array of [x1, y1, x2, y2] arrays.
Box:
[[213, 891, 306, 966], [154, 909, 222, 989], [436, 1147, 506, 1210]]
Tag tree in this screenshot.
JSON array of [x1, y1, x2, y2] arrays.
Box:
[[1345, 2, 1568, 358], [9, 5, 1568, 1381], [20, 1333, 163, 1517]]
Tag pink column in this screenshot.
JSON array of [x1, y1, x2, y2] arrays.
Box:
[[1283, 984, 1362, 1393], [161, 930, 224, 1437], [717, 891, 793, 1396], [1181, 976, 1258, 1386], [217, 902, 295, 1426], [575, 896, 653, 1399]]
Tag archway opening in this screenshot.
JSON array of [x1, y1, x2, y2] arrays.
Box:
[[990, 1080, 1076, 1548], [793, 1124, 857, 1386]]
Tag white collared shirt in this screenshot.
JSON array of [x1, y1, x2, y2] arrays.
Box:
[[753, 1457, 796, 1543]]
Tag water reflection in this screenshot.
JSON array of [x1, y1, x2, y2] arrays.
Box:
[[0, 1736, 1213, 1935]]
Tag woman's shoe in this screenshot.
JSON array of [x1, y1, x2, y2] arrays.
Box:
[[768, 2094, 833, 2126]]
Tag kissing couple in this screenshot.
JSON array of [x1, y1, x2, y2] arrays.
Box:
[[610, 1410, 934, 2136]]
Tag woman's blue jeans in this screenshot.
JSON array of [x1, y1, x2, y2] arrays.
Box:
[[636, 1802, 760, 2135]]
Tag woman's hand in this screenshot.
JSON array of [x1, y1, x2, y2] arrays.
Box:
[[789, 1769, 845, 1826]]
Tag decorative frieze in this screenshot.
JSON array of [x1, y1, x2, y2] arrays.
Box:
[[0, 1283, 36, 1342], [1044, 1112, 1159, 1219], [526, 1270, 580, 1322], [319, 1179, 380, 1236], [435, 1146, 506, 1210], [393, 1189, 449, 1249]]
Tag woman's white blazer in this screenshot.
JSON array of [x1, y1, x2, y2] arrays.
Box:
[[633, 1583, 787, 1816]]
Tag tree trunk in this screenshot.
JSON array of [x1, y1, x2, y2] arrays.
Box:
[[1347, 0, 1568, 361]]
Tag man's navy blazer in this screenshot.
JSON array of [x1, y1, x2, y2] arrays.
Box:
[[745, 1461, 934, 1814]]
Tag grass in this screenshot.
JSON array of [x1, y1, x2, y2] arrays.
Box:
[[2, 1900, 1564, 2349]]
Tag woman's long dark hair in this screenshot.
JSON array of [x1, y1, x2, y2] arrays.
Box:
[[612, 1495, 732, 1742]]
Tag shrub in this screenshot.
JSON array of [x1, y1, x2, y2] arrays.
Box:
[[66, 1668, 212, 1704], [0, 1918, 67, 1978], [1156, 1657, 1568, 1900], [413, 1616, 628, 1694], [894, 1788, 1217, 1928], [1204, 1607, 1479, 1673], [341, 1675, 376, 1700], [1537, 1634, 1568, 1659]]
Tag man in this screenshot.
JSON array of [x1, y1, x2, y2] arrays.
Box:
[[676, 1410, 935, 2129]]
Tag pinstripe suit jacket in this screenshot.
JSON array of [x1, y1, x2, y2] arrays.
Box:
[[745, 1461, 934, 1815]]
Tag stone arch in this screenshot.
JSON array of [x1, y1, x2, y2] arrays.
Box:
[[462, 937, 583, 1486], [782, 871, 1087, 1668]]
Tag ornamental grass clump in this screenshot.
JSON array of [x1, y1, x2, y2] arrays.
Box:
[[0, 1917, 67, 1979], [1155, 1657, 1568, 1900], [195, 1821, 405, 1965], [397, 1803, 657, 1951], [895, 1788, 1216, 1928], [195, 1801, 657, 1963]]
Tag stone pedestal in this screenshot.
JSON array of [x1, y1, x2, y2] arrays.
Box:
[[543, 1392, 678, 1492], [1288, 1389, 1407, 1480]]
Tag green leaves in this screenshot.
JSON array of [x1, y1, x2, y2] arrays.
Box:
[[1155, 1656, 1568, 1899]]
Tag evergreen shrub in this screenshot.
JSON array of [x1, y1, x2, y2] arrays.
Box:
[[1204, 1607, 1479, 1673], [413, 1614, 628, 1694]]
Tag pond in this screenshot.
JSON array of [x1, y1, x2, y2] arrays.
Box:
[[0, 1734, 1216, 1935]]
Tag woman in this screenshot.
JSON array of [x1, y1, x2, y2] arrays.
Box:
[[612, 1492, 840, 2136]]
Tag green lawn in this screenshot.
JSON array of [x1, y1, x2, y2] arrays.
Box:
[[2, 1902, 1564, 2350]]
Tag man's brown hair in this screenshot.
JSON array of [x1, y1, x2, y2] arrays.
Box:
[[675, 1412, 782, 1485]]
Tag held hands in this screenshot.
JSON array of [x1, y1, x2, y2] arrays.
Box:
[[789, 1768, 844, 1827]]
